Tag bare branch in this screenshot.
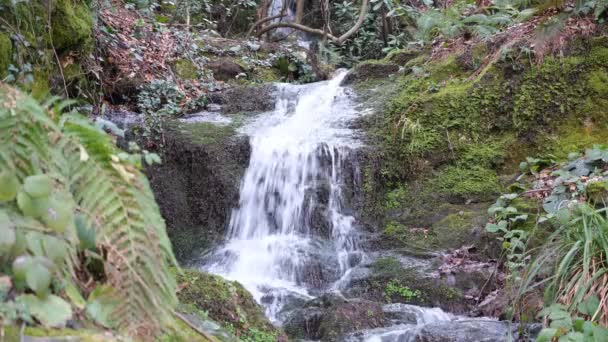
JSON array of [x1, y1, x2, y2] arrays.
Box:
[[247, 13, 289, 37], [256, 0, 370, 45]]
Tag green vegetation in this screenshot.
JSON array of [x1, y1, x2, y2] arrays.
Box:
[[0, 86, 177, 337], [384, 280, 421, 302], [176, 269, 281, 342], [487, 145, 608, 331]]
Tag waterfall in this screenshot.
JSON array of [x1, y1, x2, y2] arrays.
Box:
[[204, 71, 365, 321]]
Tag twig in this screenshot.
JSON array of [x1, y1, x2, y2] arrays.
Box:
[[46, 2, 69, 98]]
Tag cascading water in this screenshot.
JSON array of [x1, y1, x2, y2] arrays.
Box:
[[199, 71, 520, 341], [204, 70, 365, 321]]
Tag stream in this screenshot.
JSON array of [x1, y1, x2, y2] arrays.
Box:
[[200, 71, 525, 341]]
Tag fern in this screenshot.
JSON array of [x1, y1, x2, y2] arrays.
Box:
[[0, 84, 177, 335]]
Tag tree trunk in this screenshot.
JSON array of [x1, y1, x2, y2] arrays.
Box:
[[295, 0, 305, 24]]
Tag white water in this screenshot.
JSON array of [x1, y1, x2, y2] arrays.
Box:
[[205, 71, 365, 321], [268, 0, 296, 37]]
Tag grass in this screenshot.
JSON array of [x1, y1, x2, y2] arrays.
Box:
[[518, 204, 608, 326]]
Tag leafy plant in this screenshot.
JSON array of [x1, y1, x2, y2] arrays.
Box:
[[384, 280, 421, 302], [536, 303, 608, 341], [0, 85, 177, 335], [490, 146, 608, 328]]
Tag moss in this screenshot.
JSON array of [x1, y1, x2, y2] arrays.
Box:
[[253, 67, 282, 83], [51, 0, 93, 52], [587, 69, 608, 97], [0, 33, 11, 79], [30, 67, 51, 100], [173, 121, 238, 146], [542, 121, 608, 159], [432, 211, 480, 249], [175, 59, 199, 80], [361, 263, 465, 311], [176, 269, 280, 341], [434, 165, 502, 200], [4, 326, 118, 341]]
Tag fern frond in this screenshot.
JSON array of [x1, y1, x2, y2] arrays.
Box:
[[0, 85, 178, 336], [62, 116, 177, 335]]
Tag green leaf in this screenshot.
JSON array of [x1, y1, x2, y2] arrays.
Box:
[[42, 235, 67, 263], [86, 285, 119, 328], [25, 258, 52, 297], [64, 281, 86, 310], [486, 223, 499, 233], [578, 295, 600, 316], [573, 318, 585, 332], [17, 294, 72, 327], [0, 212, 16, 255], [23, 174, 53, 198], [592, 326, 608, 340], [558, 332, 584, 342], [12, 255, 32, 284], [536, 327, 558, 342], [0, 170, 20, 202], [75, 214, 96, 251]]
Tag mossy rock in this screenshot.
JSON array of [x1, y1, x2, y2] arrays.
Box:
[[51, 0, 93, 52], [0, 33, 11, 79], [342, 61, 400, 85], [345, 259, 467, 313], [176, 269, 281, 341]]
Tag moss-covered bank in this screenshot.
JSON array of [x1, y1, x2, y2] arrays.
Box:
[[352, 34, 608, 254]]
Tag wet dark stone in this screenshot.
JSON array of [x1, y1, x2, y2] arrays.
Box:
[[283, 294, 388, 341]]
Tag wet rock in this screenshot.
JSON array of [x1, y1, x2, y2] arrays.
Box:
[[209, 84, 275, 114], [413, 319, 534, 342], [209, 58, 245, 81], [283, 294, 388, 341], [342, 256, 470, 314], [146, 122, 250, 263]]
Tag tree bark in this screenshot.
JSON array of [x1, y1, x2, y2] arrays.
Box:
[[256, 0, 370, 45], [295, 0, 305, 24]]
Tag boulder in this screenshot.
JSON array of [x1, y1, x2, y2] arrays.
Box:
[[283, 294, 388, 341], [209, 84, 275, 114], [209, 58, 245, 81], [146, 121, 250, 263]]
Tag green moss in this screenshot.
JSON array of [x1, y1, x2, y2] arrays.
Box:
[[4, 326, 117, 341], [173, 122, 238, 146], [51, 0, 93, 52], [363, 263, 464, 309], [30, 67, 51, 100], [587, 69, 608, 97], [434, 165, 501, 200], [432, 211, 480, 249], [0, 33, 11, 79], [253, 67, 282, 83], [542, 121, 608, 159], [176, 269, 280, 341], [175, 59, 199, 80], [382, 221, 437, 250]]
